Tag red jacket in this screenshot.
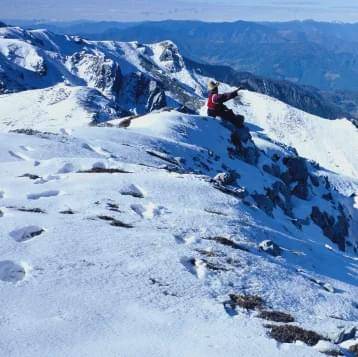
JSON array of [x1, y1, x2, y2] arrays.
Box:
[[207, 90, 238, 112]]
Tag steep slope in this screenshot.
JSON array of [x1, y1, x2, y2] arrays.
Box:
[[0, 111, 357, 357], [238, 90, 358, 180], [0, 25, 357, 356]]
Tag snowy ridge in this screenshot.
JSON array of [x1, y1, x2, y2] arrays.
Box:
[[0, 25, 205, 118], [240, 90, 358, 179], [0, 24, 357, 357]]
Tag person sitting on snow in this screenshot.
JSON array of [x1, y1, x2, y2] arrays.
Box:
[[207, 80, 245, 128]]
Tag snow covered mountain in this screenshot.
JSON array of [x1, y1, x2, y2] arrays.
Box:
[[0, 25, 206, 121], [0, 25, 357, 357]]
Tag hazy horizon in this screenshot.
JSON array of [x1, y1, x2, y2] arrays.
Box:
[[1, 0, 358, 23]]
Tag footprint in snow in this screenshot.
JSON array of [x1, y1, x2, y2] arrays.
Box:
[[19, 145, 34, 152], [57, 163, 78, 174], [131, 203, 167, 219], [27, 190, 61, 200], [0, 261, 27, 283], [174, 233, 200, 245], [120, 184, 145, 198], [8, 150, 30, 161], [180, 257, 207, 280], [59, 128, 72, 136], [10, 226, 45, 242], [34, 175, 61, 185], [82, 143, 112, 157]]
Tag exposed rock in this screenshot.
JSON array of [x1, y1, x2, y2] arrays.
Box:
[[7, 206, 46, 214], [213, 184, 248, 200], [213, 172, 237, 186], [19, 173, 41, 180], [258, 310, 294, 323], [311, 206, 349, 251], [322, 193, 333, 201], [230, 127, 260, 165], [59, 209, 76, 215], [263, 163, 281, 178], [252, 194, 274, 216], [266, 181, 293, 216], [225, 294, 264, 311], [120, 72, 167, 115], [292, 181, 310, 200], [310, 174, 320, 187], [349, 343, 358, 356], [203, 236, 249, 251], [282, 156, 308, 184], [259, 240, 282, 257], [97, 215, 134, 228], [34, 59, 47, 76], [265, 324, 324, 346], [231, 126, 251, 145], [158, 41, 185, 73], [68, 51, 122, 95], [79, 167, 131, 174], [175, 105, 197, 115]]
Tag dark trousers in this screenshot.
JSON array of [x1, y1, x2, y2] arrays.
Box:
[[208, 107, 245, 128]]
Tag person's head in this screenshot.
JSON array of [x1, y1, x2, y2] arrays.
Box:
[[208, 80, 219, 93]]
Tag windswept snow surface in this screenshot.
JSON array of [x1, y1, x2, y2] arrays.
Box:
[[0, 84, 119, 130], [239, 90, 358, 179], [0, 111, 357, 357]]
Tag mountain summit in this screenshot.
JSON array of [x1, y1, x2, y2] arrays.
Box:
[[0, 25, 357, 357]]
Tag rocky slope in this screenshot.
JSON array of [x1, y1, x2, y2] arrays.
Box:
[[0, 25, 206, 119], [71, 20, 358, 91]]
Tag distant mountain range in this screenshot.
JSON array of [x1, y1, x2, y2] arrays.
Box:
[[10, 19, 358, 92], [2, 19, 358, 123], [185, 57, 358, 123]]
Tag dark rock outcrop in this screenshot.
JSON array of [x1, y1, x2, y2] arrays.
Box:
[[263, 163, 281, 178], [120, 72, 167, 114], [292, 182, 310, 200], [265, 324, 324, 346], [282, 157, 308, 183], [213, 172, 238, 186], [311, 206, 349, 251], [231, 127, 260, 165], [252, 194, 274, 216], [68, 51, 122, 95], [266, 181, 293, 216], [259, 240, 282, 257], [159, 41, 185, 73]]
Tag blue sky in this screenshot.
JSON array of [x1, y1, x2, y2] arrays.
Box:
[[1, 0, 358, 22]]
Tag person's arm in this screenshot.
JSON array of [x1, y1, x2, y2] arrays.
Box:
[[212, 88, 241, 104]]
